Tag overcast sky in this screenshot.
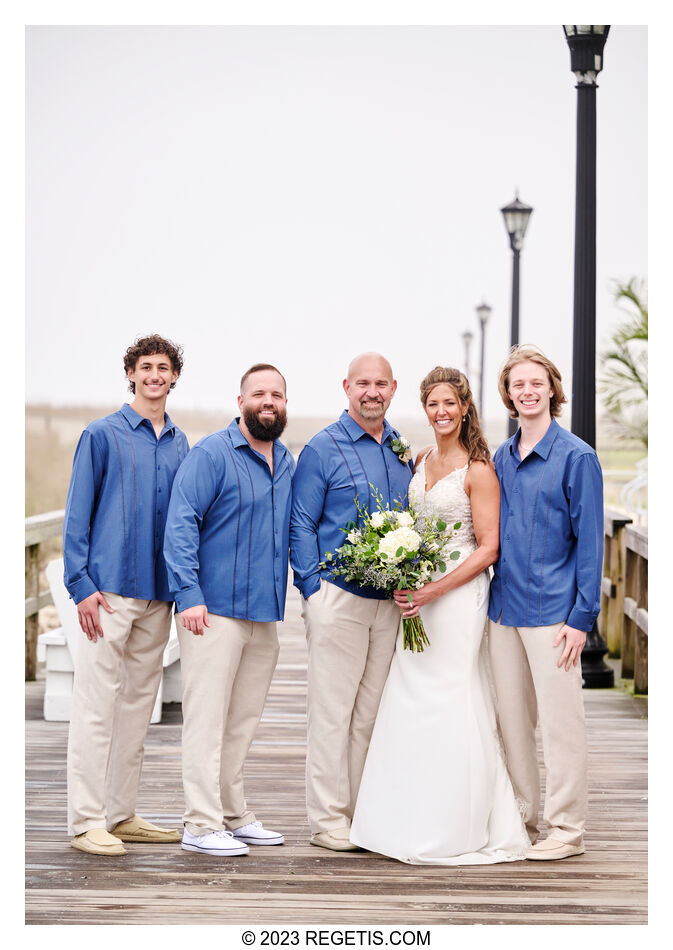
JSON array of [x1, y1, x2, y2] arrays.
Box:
[[25, 21, 647, 425]]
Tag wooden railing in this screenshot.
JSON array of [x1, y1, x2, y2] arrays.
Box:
[[600, 508, 648, 694], [25, 510, 64, 681], [25, 507, 650, 694]]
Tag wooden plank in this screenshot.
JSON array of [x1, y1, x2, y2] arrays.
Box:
[[25, 585, 647, 926], [25, 590, 54, 618], [625, 525, 648, 561], [25, 510, 65, 546]]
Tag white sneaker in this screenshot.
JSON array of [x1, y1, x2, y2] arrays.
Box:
[[231, 820, 285, 846], [181, 828, 249, 856]]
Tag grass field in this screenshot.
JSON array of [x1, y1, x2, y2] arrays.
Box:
[[26, 404, 646, 518]]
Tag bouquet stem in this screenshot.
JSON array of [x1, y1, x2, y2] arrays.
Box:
[[402, 615, 430, 652]]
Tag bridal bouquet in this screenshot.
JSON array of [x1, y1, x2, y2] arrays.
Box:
[[320, 488, 461, 652]]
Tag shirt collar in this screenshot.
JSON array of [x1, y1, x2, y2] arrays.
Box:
[[340, 409, 396, 444], [229, 417, 291, 470], [120, 402, 176, 434], [509, 417, 559, 460]]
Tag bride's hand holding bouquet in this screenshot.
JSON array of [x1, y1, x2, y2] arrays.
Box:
[[320, 486, 461, 652]]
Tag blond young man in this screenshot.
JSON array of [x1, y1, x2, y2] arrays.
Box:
[[488, 345, 604, 861]]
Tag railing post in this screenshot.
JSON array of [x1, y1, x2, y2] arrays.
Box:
[[25, 509, 66, 682], [600, 509, 632, 657], [622, 524, 648, 690], [25, 543, 40, 681]]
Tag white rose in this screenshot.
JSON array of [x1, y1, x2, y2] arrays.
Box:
[[347, 530, 361, 543], [370, 512, 385, 529], [395, 511, 414, 528], [378, 526, 422, 562], [400, 449, 412, 464]]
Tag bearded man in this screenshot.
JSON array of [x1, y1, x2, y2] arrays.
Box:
[[290, 352, 413, 850], [164, 364, 294, 857]]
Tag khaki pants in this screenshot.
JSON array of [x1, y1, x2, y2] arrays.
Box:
[[488, 619, 588, 846], [178, 613, 279, 836], [67, 594, 172, 836], [303, 580, 400, 835]]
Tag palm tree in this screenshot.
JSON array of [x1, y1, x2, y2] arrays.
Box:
[[598, 279, 648, 448]]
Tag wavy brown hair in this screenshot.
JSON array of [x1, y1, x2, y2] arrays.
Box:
[[497, 344, 567, 419], [420, 366, 490, 463], [123, 334, 184, 394]]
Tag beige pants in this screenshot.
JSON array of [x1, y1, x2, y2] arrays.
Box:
[[488, 619, 588, 846], [178, 613, 279, 836], [303, 580, 400, 835], [67, 594, 172, 836]]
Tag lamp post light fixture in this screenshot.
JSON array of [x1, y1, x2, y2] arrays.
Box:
[[564, 25, 613, 690], [462, 330, 474, 377], [475, 302, 492, 420], [501, 192, 534, 437]]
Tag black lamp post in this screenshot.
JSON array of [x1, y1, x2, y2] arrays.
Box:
[[476, 302, 492, 419], [501, 193, 534, 437], [563, 24, 613, 689], [462, 330, 474, 377]]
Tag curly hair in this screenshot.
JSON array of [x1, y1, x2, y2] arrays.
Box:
[[497, 344, 567, 419], [123, 334, 184, 394], [420, 366, 490, 463]]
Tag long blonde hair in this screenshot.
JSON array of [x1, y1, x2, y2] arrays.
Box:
[[420, 366, 490, 463]]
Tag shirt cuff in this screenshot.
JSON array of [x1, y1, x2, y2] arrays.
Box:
[[69, 575, 98, 605], [174, 585, 206, 613], [294, 571, 322, 600], [566, 607, 597, 633]]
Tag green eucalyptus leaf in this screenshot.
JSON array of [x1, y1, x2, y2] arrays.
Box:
[[449, 550, 461, 560], [438, 560, 447, 572], [436, 520, 446, 531], [453, 522, 462, 530]]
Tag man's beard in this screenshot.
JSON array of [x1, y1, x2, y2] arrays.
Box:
[[243, 406, 287, 441], [358, 399, 385, 420]]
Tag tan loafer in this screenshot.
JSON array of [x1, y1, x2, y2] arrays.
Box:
[[110, 814, 181, 843], [526, 837, 585, 861], [310, 831, 362, 852], [71, 828, 127, 856]]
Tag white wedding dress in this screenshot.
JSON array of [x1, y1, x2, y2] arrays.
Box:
[[350, 457, 529, 865]]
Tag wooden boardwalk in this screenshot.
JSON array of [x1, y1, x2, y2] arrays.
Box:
[[26, 587, 647, 926]]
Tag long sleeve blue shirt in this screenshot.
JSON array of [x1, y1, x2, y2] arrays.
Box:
[[290, 410, 414, 600], [488, 418, 604, 633], [163, 419, 295, 621], [63, 403, 189, 604]]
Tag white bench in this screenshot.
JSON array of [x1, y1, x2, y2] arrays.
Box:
[[37, 559, 182, 723]]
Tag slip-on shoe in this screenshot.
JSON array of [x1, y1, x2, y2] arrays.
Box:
[[71, 828, 127, 856], [526, 837, 585, 861], [110, 814, 181, 843], [310, 831, 362, 852]]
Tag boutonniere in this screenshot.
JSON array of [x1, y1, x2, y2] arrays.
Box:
[[391, 436, 412, 465]]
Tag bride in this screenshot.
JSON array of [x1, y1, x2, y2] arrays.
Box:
[[350, 366, 529, 865]]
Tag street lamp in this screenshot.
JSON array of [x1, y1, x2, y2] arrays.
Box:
[[564, 25, 613, 689], [475, 302, 492, 420], [462, 330, 474, 377], [501, 192, 534, 436]]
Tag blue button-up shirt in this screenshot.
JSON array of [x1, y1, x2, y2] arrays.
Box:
[[163, 418, 295, 621], [290, 410, 414, 600], [63, 403, 189, 604], [488, 419, 604, 632]]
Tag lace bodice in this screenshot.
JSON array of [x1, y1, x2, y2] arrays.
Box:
[[409, 455, 477, 571]]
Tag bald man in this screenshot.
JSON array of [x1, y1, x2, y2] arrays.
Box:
[[290, 353, 414, 850]]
